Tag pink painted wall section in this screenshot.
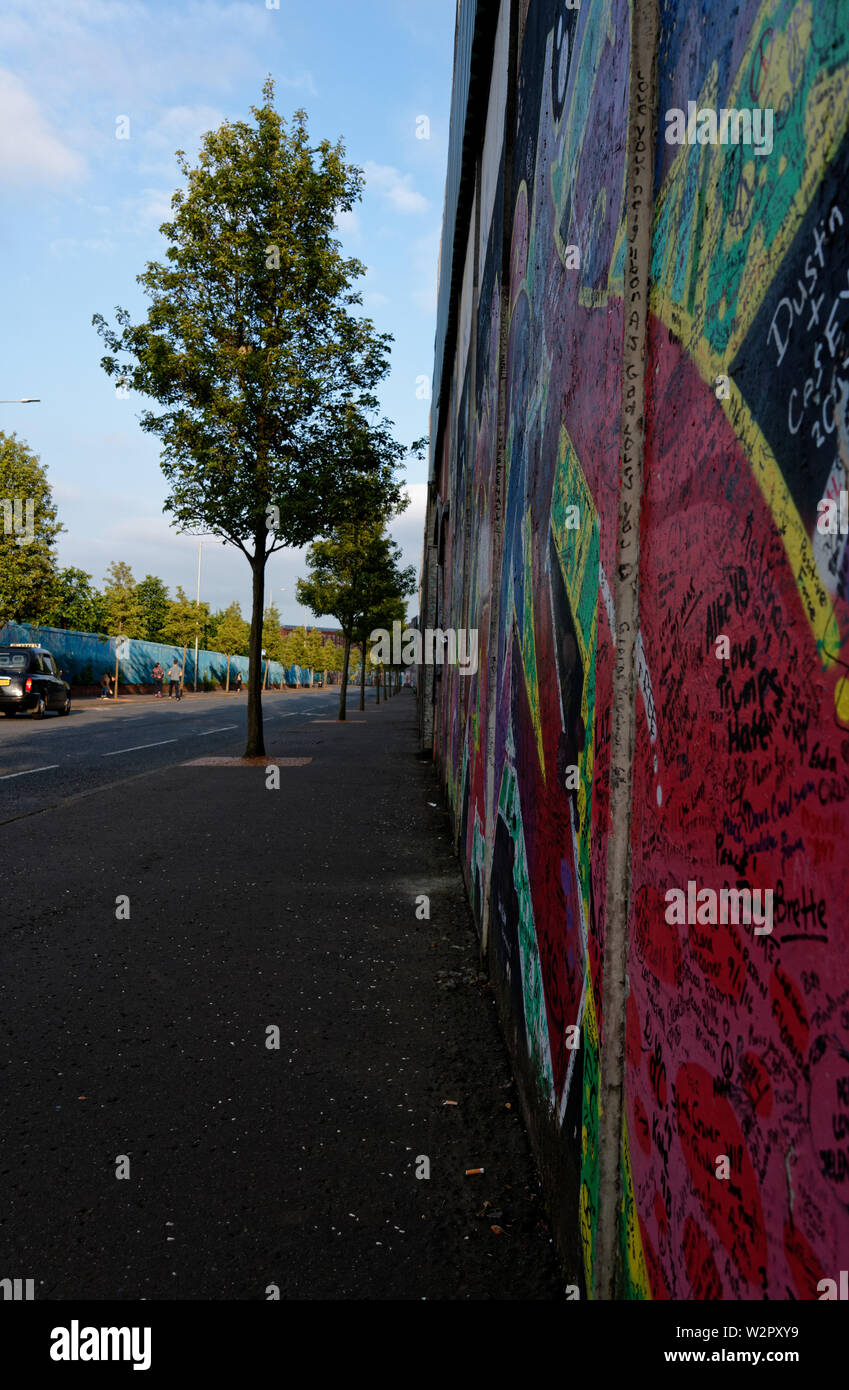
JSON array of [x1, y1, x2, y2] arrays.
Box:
[[428, 0, 849, 1298]]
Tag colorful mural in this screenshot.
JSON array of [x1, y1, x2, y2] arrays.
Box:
[[427, 0, 849, 1299]]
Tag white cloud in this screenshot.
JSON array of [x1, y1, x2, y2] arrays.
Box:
[[389, 483, 428, 584], [49, 237, 116, 257], [131, 187, 176, 228], [335, 208, 361, 241], [51, 481, 83, 503], [0, 70, 85, 187], [277, 71, 318, 97], [409, 225, 441, 313], [363, 161, 429, 215], [138, 103, 224, 175]]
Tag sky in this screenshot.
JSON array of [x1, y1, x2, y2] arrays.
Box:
[[0, 0, 456, 626]]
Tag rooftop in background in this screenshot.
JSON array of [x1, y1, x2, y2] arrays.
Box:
[[280, 625, 346, 648], [429, 0, 500, 482]]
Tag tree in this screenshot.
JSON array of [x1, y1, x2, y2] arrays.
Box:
[[160, 585, 202, 683], [135, 574, 171, 642], [202, 607, 221, 651], [101, 562, 145, 639], [356, 592, 405, 710], [320, 636, 340, 679], [283, 626, 309, 669], [262, 602, 285, 686], [42, 567, 104, 633], [217, 600, 250, 690], [303, 627, 325, 679], [0, 432, 63, 625], [93, 80, 405, 757], [100, 561, 146, 697], [296, 521, 415, 720]]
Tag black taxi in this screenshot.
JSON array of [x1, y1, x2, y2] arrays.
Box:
[[0, 644, 71, 719]]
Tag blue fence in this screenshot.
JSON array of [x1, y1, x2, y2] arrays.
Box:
[[0, 622, 317, 689]]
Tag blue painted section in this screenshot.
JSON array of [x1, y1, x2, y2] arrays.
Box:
[[0, 621, 316, 688]]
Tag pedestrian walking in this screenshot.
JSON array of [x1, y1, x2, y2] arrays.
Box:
[[168, 658, 182, 699], [152, 662, 164, 698], [234, 670, 243, 694]]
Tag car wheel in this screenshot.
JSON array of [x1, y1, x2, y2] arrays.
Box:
[[60, 695, 71, 716], [31, 696, 46, 720]]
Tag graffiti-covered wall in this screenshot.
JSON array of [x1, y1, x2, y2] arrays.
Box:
[[425, 0, 849, 1299]]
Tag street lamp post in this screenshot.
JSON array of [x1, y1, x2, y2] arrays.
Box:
[[269, 588, 285, 687], [193, 540, 203, 692]]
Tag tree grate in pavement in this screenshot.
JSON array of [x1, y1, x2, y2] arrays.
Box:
[[183, 756, 313, 766]]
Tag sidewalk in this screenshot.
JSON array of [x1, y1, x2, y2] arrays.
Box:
[[0, 689, 563, 1300]]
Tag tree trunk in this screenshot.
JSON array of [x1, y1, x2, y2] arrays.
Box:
[[376, 664, 380, 704], [360, 641, 366, 711], [225, 653, 230, 693], [339, 632, 351, 721], [246, 554, 265, 756]]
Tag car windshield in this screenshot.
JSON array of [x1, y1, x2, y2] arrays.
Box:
[[0, 652, 29, 671]]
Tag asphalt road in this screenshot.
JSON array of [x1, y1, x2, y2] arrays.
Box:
[[0, 687, 563, 1301], [0, 686, 339, 824]]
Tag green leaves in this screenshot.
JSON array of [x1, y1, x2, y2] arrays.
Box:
[[0, 432, 64, 625], [41, 568, 105, 634], [101, 561, 147, 640], [296, 520, 416, 641], [217, 601, 251, 657], [93, 90, 394, 558], [159, 585, 208, 649], [92, 84, 410, 755]]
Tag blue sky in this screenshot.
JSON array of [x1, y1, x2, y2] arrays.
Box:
[[0, 0, 455, 624]]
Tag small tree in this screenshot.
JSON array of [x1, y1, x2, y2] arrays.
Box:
[[160, 586, 201, 685], [135, 574, 171, 642], [42, 567, 104, 634], [100, 562, 146, 695], [262, 602, 285, 686], [217, 600, 250, 690], [93, 82, 404, 756], [101, 562, 145, 638], [357, 593, 404, 710], [303, 627, 325, 682], [320, 636, 340, 681], [284, 626, 310, 671], [296, 522, 415, 720]]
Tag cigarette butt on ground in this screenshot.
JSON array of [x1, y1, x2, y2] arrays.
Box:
[[465, 1167, 485, 1176], [443, 1100, 458, 1106], [490, 1224, 505, 1235]]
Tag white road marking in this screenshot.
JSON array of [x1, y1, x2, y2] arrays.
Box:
[[196, 725, 237, 735], [0, 764, 59, 780], [102, 739, 177, 757]]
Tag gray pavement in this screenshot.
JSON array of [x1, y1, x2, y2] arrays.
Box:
[[0, 687, 563, 1300]]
